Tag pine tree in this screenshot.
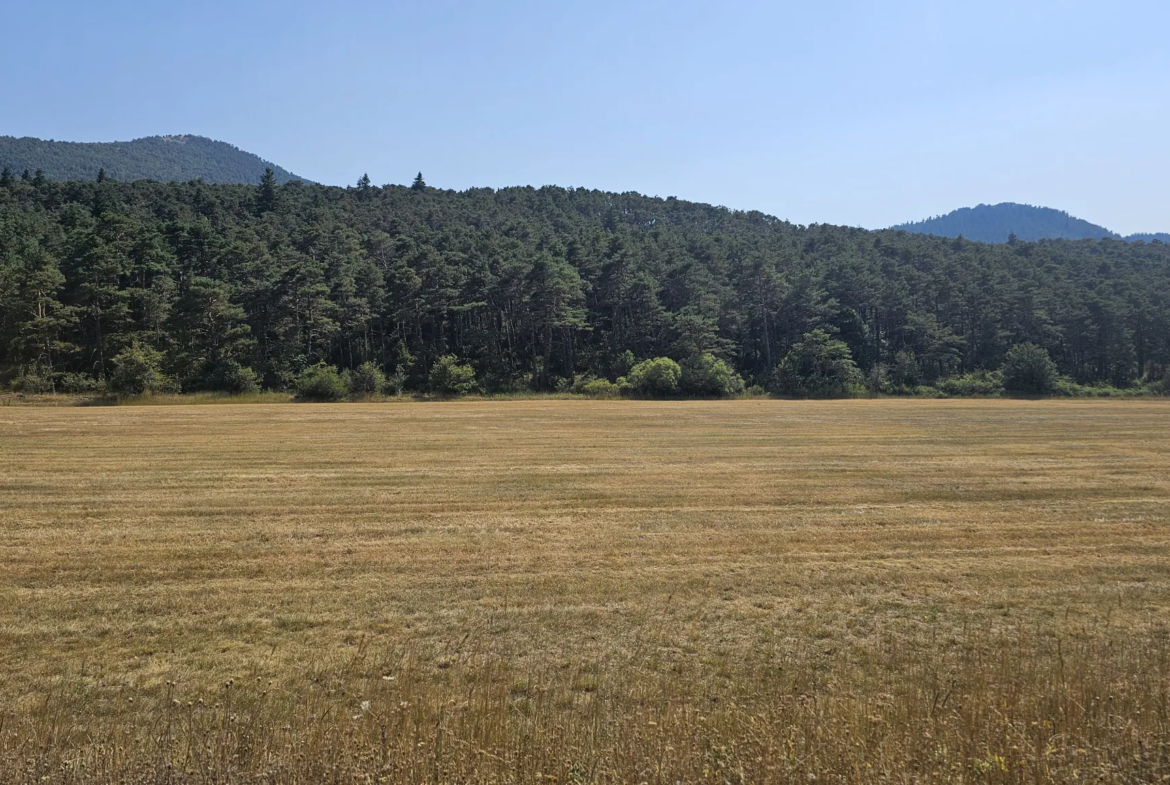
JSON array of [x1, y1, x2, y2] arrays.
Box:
[[256, 168, 279, 214], [357, 173, 371, 191], [411, 172, 427, 191], [97, 168, 107, 183], [0, 167, 12, 187]]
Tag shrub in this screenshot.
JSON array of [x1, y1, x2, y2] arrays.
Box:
[[348, 362, 386, 396], [770, 330, 862, 398], [936, 370, 1004, 397], [383, 366, 408, 396], [110, 342, 176, 395], [11, 372, 54, 394], [680, 353, 745, 397], [625, 357, 682, 397], [296, 364, 348, 401], [578, 378, 621, 398], [429, 355, 477, 396], [55, 372, 103, 394], [207, 361, 260, 394], [1002, 343, 1060, 395]]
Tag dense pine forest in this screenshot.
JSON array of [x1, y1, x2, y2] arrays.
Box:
[[1, 169, 1169, 398]]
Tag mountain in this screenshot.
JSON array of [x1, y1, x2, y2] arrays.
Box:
[[0, 135, 306, 185], [892, 203, 1166, 244]]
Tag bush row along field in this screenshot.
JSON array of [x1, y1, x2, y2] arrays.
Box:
[[1, 399, 1168, 783]]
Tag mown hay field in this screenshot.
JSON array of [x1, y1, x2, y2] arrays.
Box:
[[1, 399, 1168, 783]]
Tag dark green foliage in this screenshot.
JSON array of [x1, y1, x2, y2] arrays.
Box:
[[109, 341, 175, 395], [429, 355, 476, 396], [936, 370, 1004, 397], [11, 371, 55, 394], [680, 353, 745, 397], [625, 357, 682, 397], [0, 135, 306, 184], [2, 176, 1169, 398], [348, 361, 385, 395], [256, 169, 279, 214], [411, 173, 427, 191], [771, 330, 862, 398], [207, 361, 259, 394], [1002, 343, 1061, 395], [295, 364, 347, 401]]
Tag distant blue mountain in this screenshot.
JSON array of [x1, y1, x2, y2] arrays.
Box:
[[892, 203, 1166, 244]]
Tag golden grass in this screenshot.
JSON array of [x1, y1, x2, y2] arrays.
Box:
[[1, 399, 1168, 783]]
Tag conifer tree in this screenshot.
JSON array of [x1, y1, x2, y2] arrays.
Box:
[[256, 168, 279, 214], [411, 172, 426, 191]]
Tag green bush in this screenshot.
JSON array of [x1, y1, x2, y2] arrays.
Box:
[[207, 361, 260, 394], [110, 342, 176, 395], [11, 372, 54, 394], [348, 362, 386, 396], [680, 353, 745, 397], [1002, 343, 1060, 395], [770, 330, 862, 399], [625, 357, 682, 397], [55, 372, 103, 394], [578, 378, 621, 398], [429, 355, 477, 396], [295, 364, 348, 401], [936, 370, 1004, 397]]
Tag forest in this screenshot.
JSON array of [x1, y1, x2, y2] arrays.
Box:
[[1, 169, 1169, 398]]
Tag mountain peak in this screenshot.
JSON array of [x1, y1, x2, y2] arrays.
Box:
[[892, 203, 1168, 244], [0, 135, 307, 185]]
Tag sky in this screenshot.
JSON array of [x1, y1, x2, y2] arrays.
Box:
[[2, 0, 1168, 234]]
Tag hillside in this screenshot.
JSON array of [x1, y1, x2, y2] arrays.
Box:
[[2, 177, 1169, 396], [893, 202, 1167, 244], [893, 203, 1118, 243], [0, 135, 306, 184]]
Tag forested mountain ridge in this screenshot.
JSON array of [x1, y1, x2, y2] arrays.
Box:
[[1, 172, 1168, 397], [0, 135, 306, 185], [894, 202, 1169, 244]]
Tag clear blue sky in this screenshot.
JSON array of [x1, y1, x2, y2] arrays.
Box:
[[3, 1, 1168, 234]]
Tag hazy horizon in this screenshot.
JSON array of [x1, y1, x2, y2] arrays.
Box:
[[3, 1, 1168, 235]]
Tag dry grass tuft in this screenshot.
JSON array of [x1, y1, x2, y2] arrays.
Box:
[[1, 400, 1168, 782]]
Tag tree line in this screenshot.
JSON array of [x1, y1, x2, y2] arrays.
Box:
[[2, 169, 1169, 398]]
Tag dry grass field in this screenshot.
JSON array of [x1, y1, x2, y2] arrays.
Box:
[[1, 399, 1168, 783]]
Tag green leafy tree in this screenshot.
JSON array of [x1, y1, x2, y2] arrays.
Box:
[[429, 355, 476, 396], [348, 361, 386, 395], [109, 341, 175, 395], [295, 363, 347, 401], [625, 357, 682, 397], [1002, 343, 1060, 394], [771, 329, 862, 398], [680, 353, 745, 397]]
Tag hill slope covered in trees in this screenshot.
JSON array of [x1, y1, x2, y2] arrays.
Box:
[[0, 135, 306, 185], [893, 203, 1169, 244], [2, 174, 1169, 397]]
